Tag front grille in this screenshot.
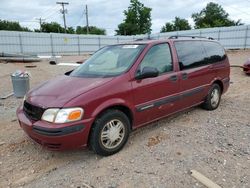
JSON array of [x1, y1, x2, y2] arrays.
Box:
[[23, 100, 45, 121]]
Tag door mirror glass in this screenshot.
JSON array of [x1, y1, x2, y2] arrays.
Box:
[[136, 66, 159, 79]]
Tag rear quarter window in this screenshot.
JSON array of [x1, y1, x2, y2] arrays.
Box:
[[175, 40, 226, 70], [202, 41, 226, 63], [174, 41, 206, 70]]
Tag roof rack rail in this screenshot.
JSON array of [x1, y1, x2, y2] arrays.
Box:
[[134, 38, 152, 41], [168, 35, 214, 40]]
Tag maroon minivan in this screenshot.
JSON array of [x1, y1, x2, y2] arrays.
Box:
[[17, 36, 230, 156]]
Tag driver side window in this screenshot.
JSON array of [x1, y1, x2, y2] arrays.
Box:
[[140, 43, 173, 74]]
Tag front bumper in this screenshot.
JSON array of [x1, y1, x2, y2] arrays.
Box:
[[17, 106, 94, 150]]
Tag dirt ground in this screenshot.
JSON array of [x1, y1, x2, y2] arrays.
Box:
[[0, 50, 249, 188]]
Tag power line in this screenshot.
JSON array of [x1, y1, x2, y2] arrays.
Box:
[[39, 5, 58, 18], [56, 2, 69, 33], [215, 0, 250, 16], [35, 18, 46, 31]]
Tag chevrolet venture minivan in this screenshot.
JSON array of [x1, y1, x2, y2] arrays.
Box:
[[17, 36, 230, 156]]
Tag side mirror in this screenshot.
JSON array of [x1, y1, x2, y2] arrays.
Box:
[[135, 66, 159, 80]]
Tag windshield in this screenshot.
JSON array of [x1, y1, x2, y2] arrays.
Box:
[[70, 44, 145, 77]]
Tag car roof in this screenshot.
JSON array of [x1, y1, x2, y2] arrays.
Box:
[[120, 36, 217, 45]]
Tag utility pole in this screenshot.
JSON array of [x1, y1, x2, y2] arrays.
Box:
[[56, 2, 69, 33], [84, 4, 89, 34], [36, 18, 45, 31]]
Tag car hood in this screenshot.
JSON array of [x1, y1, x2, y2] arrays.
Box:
[[27, 75, 114, 108]]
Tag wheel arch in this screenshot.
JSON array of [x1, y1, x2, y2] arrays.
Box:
[[88, 101, 134, 148], [213, 79, 224, 93], [90, 99, 134, 130]]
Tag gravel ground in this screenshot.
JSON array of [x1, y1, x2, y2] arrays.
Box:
[[0, 51, 249, 188]]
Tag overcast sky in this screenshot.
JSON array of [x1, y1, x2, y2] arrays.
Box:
[[0, 0, 249, 35]]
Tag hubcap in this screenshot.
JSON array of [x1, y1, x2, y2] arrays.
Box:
[[211, 88, 220, 107], [100, 119, 125, 149]]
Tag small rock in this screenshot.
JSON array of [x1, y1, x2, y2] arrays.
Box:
[[134, 170, 142, 174], [148, 172, 157, 175], [11, 119, 17, 122], [0, 142, 5, 146], [223, 160, 227, 165]]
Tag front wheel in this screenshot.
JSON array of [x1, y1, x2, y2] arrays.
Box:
[[90, 110, 130, 156], [202, 83, 221, 110]]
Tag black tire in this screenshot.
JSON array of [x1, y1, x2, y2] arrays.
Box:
[[90, 109, 130, 156], [202, 83, 222, 110]]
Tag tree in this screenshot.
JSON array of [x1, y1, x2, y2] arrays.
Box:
[[38, 22, 76, 33], [76, 26, 106, 35], [40, 22, 65, 33], [116, 0, 152, 35], [161, 17, 191, 32], [0, 19, 31, 31], [192, 2, 243, 29], [66, 27, 75, 34]]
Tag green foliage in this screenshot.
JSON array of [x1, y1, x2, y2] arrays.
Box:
[[0, 19, 31, 31], [66, 27, 75, 34], [116, 0, 152, 35], [192, 2, 243, 29], [161, 17, 191, 32], [38, 22, 105, 35], [39, 22, 65, 33], [76, 26, 106, 35]]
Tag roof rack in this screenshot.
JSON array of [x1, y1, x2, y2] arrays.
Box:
[[168, 35, 214, 40], [134, 38, 153, 41]]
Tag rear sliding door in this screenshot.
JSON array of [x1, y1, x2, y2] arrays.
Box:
[[174, 40, 215, 108]]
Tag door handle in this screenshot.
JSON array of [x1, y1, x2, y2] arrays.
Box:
[[169, 75, 178, 82], [182, 73, 188, 80]]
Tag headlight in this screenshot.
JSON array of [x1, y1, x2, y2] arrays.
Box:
[[22, 95, 27, 106], [41, 108, 84, 123]]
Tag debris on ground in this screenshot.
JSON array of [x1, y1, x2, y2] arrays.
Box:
[[190, 170, 222, 188]]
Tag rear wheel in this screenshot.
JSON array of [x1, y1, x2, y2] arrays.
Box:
[[90, 110, 130, 156], [202, 83, 221, 110]]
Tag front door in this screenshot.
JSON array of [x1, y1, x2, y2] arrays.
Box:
[[131, 43, 180, 127]]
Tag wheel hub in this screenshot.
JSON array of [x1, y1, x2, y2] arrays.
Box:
[[108, 127, 120, 142], [211, 89, 219, 106], [100, 119, 125, 149]]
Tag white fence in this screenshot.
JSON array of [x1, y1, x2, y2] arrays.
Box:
[[0, 25, 249, 55], [151, 25, 250, 49]]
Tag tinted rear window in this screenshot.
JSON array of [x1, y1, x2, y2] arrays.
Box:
[[202, 41, 226, 63], [175, 41, 226, 70]]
